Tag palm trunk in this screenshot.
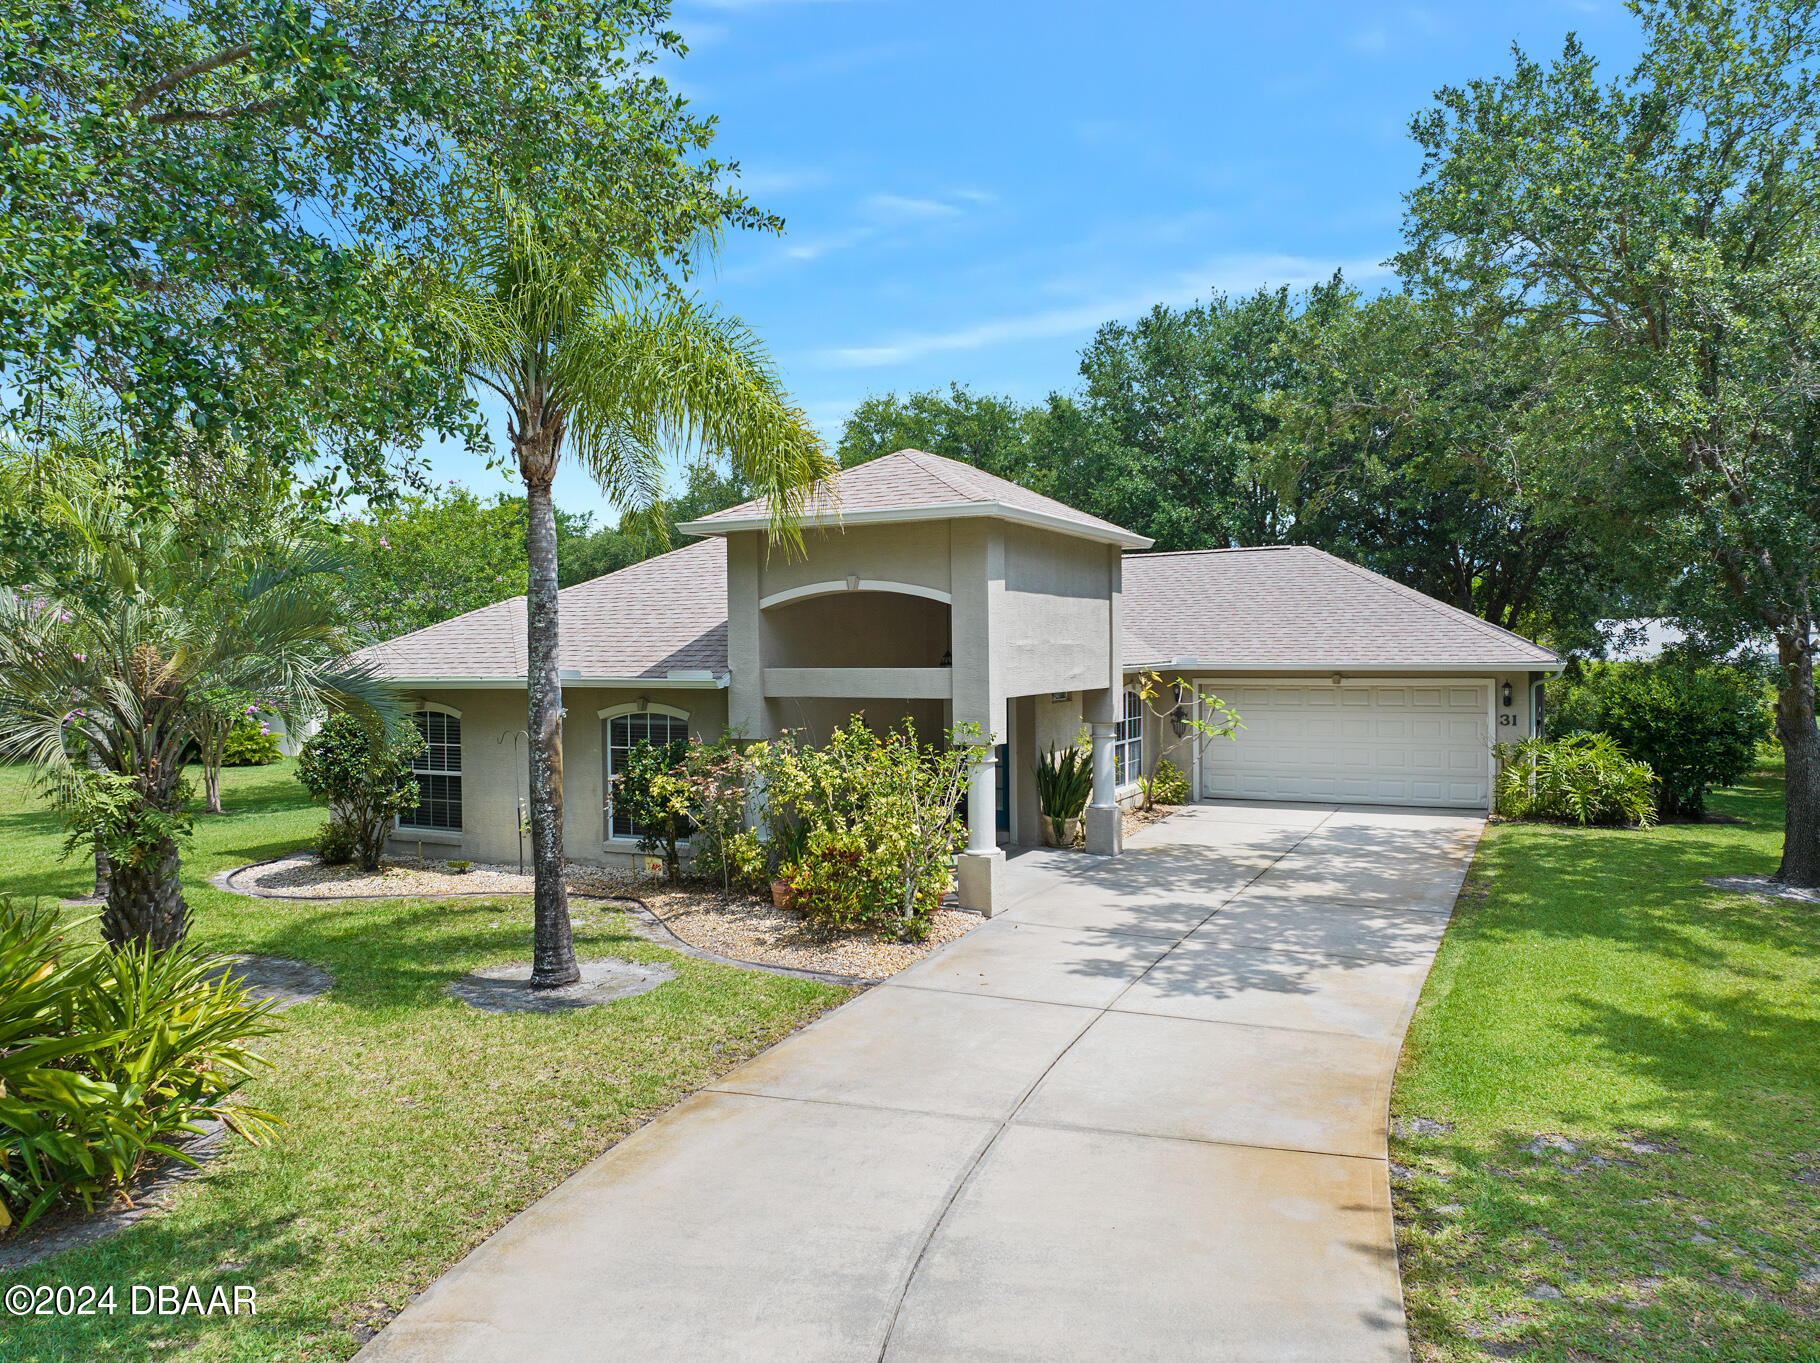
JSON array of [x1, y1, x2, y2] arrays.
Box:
[[1775, 633, 1820, 888], [524, 476, 580, 986], [101, 833, 189, 950]]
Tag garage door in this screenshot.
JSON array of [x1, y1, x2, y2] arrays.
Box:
[[1197, 680, 1490, 809]]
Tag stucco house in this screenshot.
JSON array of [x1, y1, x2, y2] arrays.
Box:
[[354, 448, 1560, 912]]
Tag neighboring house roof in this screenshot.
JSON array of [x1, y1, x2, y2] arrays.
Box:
[[678, 448, 1155, 550], [1121, 546, 1561, 673], [352, 537, 729, 686]]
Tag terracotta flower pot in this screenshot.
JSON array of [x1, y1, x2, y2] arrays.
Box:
[[1040, 816, 1081, 848], [770, 879, 796, 910]]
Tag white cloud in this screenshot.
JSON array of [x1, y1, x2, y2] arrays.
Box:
[[1349, 24, 1390, 56], [863, 193, 964, 223], [815, 254, 1393, 369]]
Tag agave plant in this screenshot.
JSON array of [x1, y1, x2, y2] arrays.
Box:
[[1033, 743, 1094, 844]]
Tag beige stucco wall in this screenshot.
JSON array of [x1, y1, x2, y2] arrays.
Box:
[[726, 519, 1121, 756], [762, 591, 949, 669], [382, 684, 729, 869]]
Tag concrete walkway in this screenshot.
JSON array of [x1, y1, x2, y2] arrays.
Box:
[[359, 801, 1482, 1363]]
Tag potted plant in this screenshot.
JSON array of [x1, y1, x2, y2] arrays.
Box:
[[1033, 743, 1092, 847], [768, 816, 810, 909]]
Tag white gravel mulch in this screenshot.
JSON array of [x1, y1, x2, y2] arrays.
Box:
[[230, 850, 638, 900], [622, 884, 981, 982]]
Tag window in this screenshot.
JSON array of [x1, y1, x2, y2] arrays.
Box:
[[1114, 689, 1143, 786], [399, 709, 461, 830], [606, 710, 691, 839]]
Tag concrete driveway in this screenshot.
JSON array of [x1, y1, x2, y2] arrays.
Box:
[[359, 800, 1481, 1363]]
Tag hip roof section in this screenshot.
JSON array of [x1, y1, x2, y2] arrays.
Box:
[[678, 448, 1153, 549], [1121, 546, 1560, 671], [351, 536, 729, 684]]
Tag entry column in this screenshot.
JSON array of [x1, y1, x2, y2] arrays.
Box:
[[956, 743, 1004, 915]]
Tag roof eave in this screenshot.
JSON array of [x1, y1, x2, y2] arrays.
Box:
[[373, 672, 732, 690], [1121, 658, 1564, 675], [679, 501, 1154, 550]]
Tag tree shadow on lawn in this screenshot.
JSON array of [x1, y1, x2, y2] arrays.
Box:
[[218, 895, 759, 1015], [1453, 788, 1807, 968]]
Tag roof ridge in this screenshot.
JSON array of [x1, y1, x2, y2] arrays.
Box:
[[895, 448, 988, 503], [1123, 545, 1300, 560], [1306, 547, 1553, 659]]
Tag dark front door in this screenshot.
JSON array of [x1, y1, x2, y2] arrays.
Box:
[[996, 742, 1010, 832]]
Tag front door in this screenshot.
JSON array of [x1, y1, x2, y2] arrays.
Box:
[[995, 742, 1010, 832]]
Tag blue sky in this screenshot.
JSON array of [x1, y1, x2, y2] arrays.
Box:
[[428, 0, 1646, 521]]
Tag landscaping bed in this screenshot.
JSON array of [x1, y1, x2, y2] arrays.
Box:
[[632, 883, 981, 980], [1391, 761, 1820, 1362], [225, 848, 639, 900]]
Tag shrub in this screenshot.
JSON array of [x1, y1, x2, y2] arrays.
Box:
[[295, 714, 424, 871], [1545, 661, 1772, 816], [1033, 742, 1092, 843], [313, 818, 357, 865], [220, 717, 283, 767], [1141, 756, 1191, 806], [1494, 734, 1657, 828], [765, 719, 974, 940], [613, 738, 693, 884], [0, 901, 280, 1231], [683, 736, 761, 893]]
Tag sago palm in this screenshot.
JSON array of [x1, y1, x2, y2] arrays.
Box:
[[0, 487, 390, 950], [433, 195, 831, 988]]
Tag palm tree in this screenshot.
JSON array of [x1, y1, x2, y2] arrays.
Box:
[[433, 195, 831, 987], [0, 485, 389, 950]]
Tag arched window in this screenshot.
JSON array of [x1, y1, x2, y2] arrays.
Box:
[[399, 705, 462, 830], [603, 707, 691, 840], [1114, 688, 1143, 787]]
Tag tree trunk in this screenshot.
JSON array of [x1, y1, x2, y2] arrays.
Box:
[[1775, 633, 1820, 888], [203, 734, 223, 814], [101, 835, 189, 951], [524, 475, 580, 986]]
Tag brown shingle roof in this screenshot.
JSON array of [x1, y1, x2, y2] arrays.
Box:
[[1121, 546, 1559, 671], [353, 537, 729, 682], [680, 448, 1153, 548]]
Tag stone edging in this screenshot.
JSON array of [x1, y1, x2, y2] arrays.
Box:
[[212, 855, 874, 989]]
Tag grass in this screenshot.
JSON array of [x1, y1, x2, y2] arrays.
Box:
[[1392, 761, 1820, 1362], [0, 760, 848, 1361]]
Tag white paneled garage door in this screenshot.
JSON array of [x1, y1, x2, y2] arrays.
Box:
[[1196, 679, 1491, 809]]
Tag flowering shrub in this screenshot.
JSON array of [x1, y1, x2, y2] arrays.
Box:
[[763, 719, 974, 941], [221, 716, 282, 767], [682, 737, 763, 892]]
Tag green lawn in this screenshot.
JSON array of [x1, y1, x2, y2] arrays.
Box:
[[1393, 763, 1820, 1362], [0, 761, 847, 1361]]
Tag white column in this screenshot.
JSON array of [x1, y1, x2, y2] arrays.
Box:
[[956, 743, 1005, 914], [966, 746, 997, 853], [1085, 719, 1122, 855]]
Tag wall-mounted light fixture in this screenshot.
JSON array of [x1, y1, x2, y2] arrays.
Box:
[[940, 650, 952, 668], [1500, 681, 1513, 708], [1170, 705, 1189, 739]]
